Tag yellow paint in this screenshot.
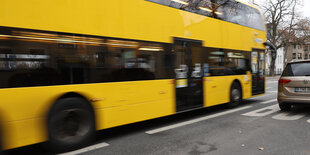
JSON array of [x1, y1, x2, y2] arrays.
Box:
[[0, 0, 267, 150], [203, 75, 252, 107], [176, 79, 188, 88], [1, 118, 46, 150], [0, 80, 175, 150], [0, 0, 266, 51]]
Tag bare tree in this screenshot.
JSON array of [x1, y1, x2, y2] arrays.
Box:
[[294, 18, 310, 41], [257, 0, 301, 76]]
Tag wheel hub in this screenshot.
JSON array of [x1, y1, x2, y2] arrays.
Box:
[[232, 89, 240, 102]]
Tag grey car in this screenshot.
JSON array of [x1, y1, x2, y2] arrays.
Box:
[[278, 60, 310, 111]]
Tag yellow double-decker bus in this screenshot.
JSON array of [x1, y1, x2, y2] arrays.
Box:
[[0, 0, 274, 152]]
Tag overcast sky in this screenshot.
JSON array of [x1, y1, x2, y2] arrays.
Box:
[[301, 0, 310, 18], [243, 0, 310, 18]]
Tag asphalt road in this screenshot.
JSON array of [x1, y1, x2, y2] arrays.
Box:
[[7, 77, 310, 155]]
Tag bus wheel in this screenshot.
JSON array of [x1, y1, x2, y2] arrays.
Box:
[[227, 82, 242, 108], [47, 97, 95, 152]]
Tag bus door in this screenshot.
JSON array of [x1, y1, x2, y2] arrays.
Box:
[[174, 39, 204, 112], [251, 49, 265, 95]]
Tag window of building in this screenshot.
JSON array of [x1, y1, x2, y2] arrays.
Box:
[[298, 53, 302, 59], [305, 53, 308, 59], [292, 53, 296, 59]]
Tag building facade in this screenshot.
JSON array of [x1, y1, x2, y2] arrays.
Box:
[[266, 42, 310, 76], [286, 43, 310, 62], [266, 47, 284, 75]]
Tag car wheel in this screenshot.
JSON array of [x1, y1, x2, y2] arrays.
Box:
[[47, 97, 95, 152], [279, 102, 292, 111], [227, 82, 242, 108]]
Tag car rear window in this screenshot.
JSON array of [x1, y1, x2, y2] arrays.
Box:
[[282, 62, 310, 76]]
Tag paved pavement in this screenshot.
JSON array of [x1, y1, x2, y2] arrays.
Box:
[[266, 76, 280, 81], [8, 76, 310, 155]]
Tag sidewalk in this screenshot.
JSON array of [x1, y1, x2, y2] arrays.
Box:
[[266, 76, 280, 81]]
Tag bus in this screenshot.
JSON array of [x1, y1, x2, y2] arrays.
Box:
[[0, 0, 274, 152]]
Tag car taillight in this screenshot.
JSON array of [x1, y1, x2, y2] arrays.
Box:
[[279, 79, 291, 85]]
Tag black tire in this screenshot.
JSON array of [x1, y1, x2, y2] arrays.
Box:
[[227, 82, 242, 108], [46, 97, 95, 153], [279, 102, 292, 111]]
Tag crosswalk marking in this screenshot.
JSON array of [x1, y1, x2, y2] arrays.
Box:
[[242, 103, 308, 122], [272, 113, 306, 120], [251, 94, 277, 100], [242, 104, 279, 117], [261, 99, 277, 104]]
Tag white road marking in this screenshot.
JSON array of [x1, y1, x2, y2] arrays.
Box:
[[251, 94, 276, 100], [267, 81, 278, 84], [146, 106, 252, 135], [261, 99, 277, 104], [266, 87, 273, 90], [306, 119, 310, 123], [58, 142, 109, 155], [242, 104, 279, 117], [272, 113, 306, 120]]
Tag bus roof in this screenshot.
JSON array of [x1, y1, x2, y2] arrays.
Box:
[[235, 0, 261, 11]]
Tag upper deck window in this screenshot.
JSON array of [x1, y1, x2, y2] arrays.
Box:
[[147, 0, 265, 31]]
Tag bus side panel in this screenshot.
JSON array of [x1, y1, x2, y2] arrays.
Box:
[[243, 27, 267, 50], [0, 79, 175, 150], [0, 88, 59, 150], [0, 0, 265, 52], [244, 74, 253, 99], [222, 22, 245, 51], [203, 75, 252, 107], [95, 80, 175, 130], [95, 98, 174, 129], [0, 80, 175, 121], [2, 118, 46, 150]]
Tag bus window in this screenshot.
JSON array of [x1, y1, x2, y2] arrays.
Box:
[[206, 48, 251, 76], [0, 28, 178, 88], [146, 0, 264, 31], [224, 50, 251, 75]]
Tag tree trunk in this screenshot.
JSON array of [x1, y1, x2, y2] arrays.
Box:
[[269, 48, 277, 76], [270, 57, 276, 76], [283, 44, 290, 69]]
